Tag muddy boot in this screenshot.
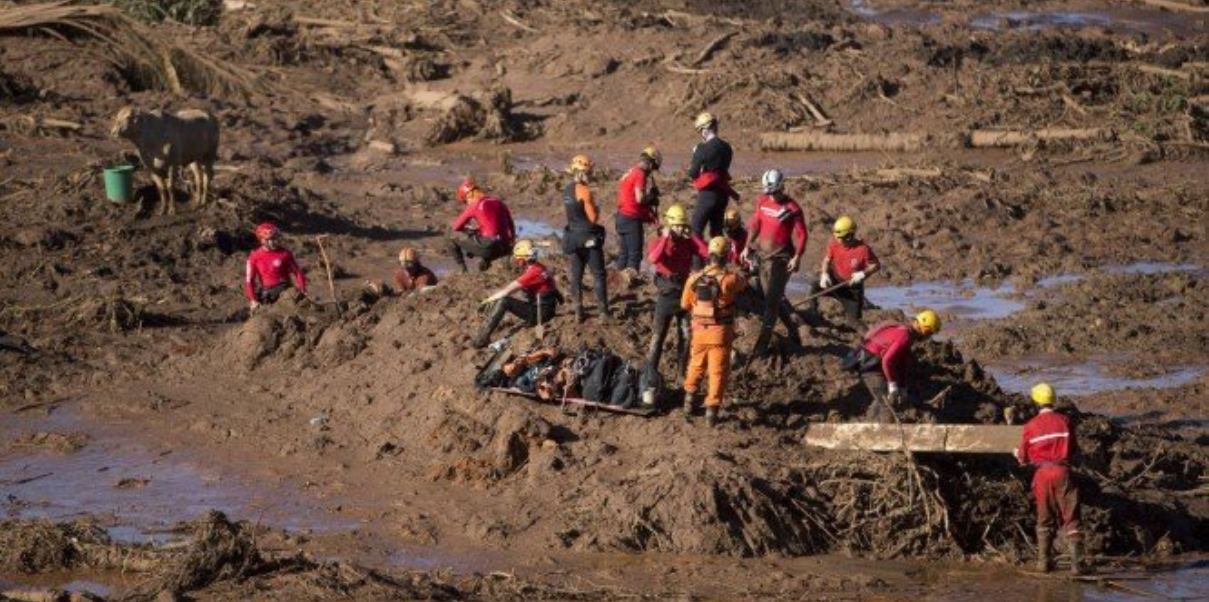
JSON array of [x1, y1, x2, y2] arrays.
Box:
[[574, 303, 586, 323], [1035, 527, 1054, 573], [472, 302, 506, 349], [705, 406, 719, 427], [682, 391, 695, 419], [1069, 538, 1083, 576], [478, 258, 493, 273], [751, 326, 774, 358]]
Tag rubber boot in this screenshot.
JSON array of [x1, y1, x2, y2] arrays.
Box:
[[751, 326, 774, 358], [478, 258, 493, 273], [1069, 538, 1083, 576], [1035, 526, 1054, 573], [705, 407, 718, 427], [472, 302, 506, 349], [682, 391, 695, 419]]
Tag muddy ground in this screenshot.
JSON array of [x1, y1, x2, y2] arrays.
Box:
[[1, 0, 1207, 599]]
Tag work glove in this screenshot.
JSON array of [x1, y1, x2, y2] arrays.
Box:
[[787, 256, 800, 274], [819, 273, 832, 288], [887, 381, 903, 403], [850, 271, 866, 284]]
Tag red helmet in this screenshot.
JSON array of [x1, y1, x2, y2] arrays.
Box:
[[254, 222, 279, 241], [456, 178, 480, 203]]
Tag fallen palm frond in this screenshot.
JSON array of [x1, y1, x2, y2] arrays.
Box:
[[0, 0, 271, 98]]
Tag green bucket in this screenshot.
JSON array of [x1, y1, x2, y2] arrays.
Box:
[[103, 164, 134, 203]]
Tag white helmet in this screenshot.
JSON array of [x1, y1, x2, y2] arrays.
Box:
[[761, 169, 785, 193]]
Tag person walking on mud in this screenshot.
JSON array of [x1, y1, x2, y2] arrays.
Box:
[[562, 155, 610, 323], [681, 236, 747, 427], [842, 310, 940, 422], [741, 169, 806, 356], [807, 215, 879, 326], [642, 204, 709, 407], [615, 146, 662, 278], [244, 222, 308, 312], [687, 112, 738, 239], [393, 246, 438, 293], [447, 178, 516, 273], [1016, 383, 1084, 575], [471, 240, 562, 348]]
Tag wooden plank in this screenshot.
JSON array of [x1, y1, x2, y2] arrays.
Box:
[[803, 423, 1022, 454]]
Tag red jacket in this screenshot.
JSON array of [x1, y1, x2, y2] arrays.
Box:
[[245, 247, 306, 301], [451, 196, 516, 245], [1017, 409, 1076, 466], [862, 322, 912, 384], [725, 226, 748, 269], [616, 166, 656, 223], [648, 234, 708, 280], [747, 194, 807, 258], [516, 261, 557, 297], [826, 238, 879, 281]]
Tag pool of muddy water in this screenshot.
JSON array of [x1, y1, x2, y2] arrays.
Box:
[[846, 0, 1200, 37], [988, 355, 1203, 398]]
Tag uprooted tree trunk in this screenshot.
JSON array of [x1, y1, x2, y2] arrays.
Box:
[[761, 131, 926, 152], [968, 128, 1112, 148]]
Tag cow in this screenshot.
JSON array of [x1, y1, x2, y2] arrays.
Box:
[[110, 107, 219, 216]]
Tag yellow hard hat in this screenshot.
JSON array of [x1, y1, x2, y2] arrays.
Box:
[[512, 239, 535, 259], [833, 215, 856, 239], [1031, 383, 1055, 406], [640, 145, 662, 170], [398, 246, 419, 263], [664, 204, 689, 227], [913, 309, 941, 336], [724, 206, 741, 228], [694, 112, 717, 131], [708, 236, 730, 257], [568, 154, 594, 173]]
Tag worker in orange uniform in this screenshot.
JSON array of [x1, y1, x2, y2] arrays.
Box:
[[448, 178, 516, 273], [393, 246, 438, 293], [615, 146, 662, 275], [809, 215, 879, 325], [1015, 383, 1084, 575], [681, 236, 748, 427], [846, 310, 940, 422], [562, 155, 610, 323], [471, 240, 562, 348]]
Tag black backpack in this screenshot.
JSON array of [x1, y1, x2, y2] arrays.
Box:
[[608, 362, 638, 408], [581, 352, 619, 401]]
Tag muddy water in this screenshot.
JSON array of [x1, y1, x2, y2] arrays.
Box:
[[846, 0, 1201, 37], [987, 355, 1203, 398], [931, 558, 1209, 602]]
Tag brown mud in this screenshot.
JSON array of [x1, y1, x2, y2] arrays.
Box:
[[1, 0, 1207, 599]]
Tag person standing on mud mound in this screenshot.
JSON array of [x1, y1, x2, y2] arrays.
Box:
[[687, 112, 738, 239], [615, 146, 662, 277], [471, 240, 562, 348], [741, 169, 807, 356], [1015, 383, 1084, 575], [245, 222, 308, 312], [562, 155, 610, 323], [845, 310, 940, 422], [808, 215, 879, 325], [681, 236, 747, 427], [447, 178, 516, 273], [641, 204, 709, 407], [393, 246, 438, 293]]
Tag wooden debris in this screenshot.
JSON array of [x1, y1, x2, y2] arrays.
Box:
[[761, 131, 926, 152], [691, 31, 736, 66], [871, 167, 943, 182], [793, 93, 833, 127], [1136, 64, 1193, 81], [1127, 0, 1209, 14], [803, 423, 1023, 454], [499, 9, 538, 33], [969, 128, 1110, 148], [1061, 94, 1088, 117], [664, 63, 710, 75]]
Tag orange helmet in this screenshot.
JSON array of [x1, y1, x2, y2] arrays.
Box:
[[398, 246, 419, 264], [456, 178, 480, 203], [568, 154, 594, 174], [254, 222, 279, 241]]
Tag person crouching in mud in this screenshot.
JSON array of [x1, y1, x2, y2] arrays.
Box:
[[841, 309, 940, 422], [245, 222, 307, 312], [471, 240, 563, 348], [393, 246, 438, 294]]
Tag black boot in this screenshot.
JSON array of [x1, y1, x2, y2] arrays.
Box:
[[1035, 527, 1054, 573], [683, 391, 695, 420], [1069, 537, 1083, 576], [751, 326, 774, 358], [472, 301, 506, 348], [705, 407, 719, 427]]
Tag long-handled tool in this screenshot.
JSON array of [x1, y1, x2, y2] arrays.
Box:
[[314, 235, 339, 314], [791, 280, 852, 309], [536, 293, 545, 340]]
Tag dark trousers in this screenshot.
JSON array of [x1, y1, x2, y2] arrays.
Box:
[[859, 371, 894, 423], [477, 297, 557, 342], [691, 188, 728, 239], [447, 232, 509, 271], [568, 246, 609, 313], [809, 276, 865, 322], [757, 257, 793, 330], [255, 281, 291, 304], [645, 283, 689, 386], [615, 215, 645, 271]]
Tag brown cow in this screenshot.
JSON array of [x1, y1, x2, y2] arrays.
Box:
[[110, 107, 219, 216]]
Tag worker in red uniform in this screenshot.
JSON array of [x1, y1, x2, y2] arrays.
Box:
[[809, 215, 880, 325], [845, 310, 940, 422], [562, 155, 609, 323], [681, 236, 747, 426], [447, 178, 516, 273], [722, 206, 748, 269], [244, 222, 307, 311], [1015, 383, 1083, 575], [687, 112, 738, 239], [393, 246, 438, 293], [642, 204, 709, 407], [615, 146, 662, 275], [471, 240, 562, 348], [740, 169, 807, 356]]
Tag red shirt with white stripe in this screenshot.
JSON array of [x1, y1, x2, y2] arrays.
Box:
[[746, 194, 807, 257], [862, 322, 913, 384], [244, 246, 307, 302], [1017, 408, 1075, 466], [515, 261, 557, 297]]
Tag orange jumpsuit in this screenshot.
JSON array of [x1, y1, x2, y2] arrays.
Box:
[[681, 265, 747, 407]]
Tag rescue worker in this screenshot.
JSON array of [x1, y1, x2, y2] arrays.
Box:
[[729, 205, 799, 341], [740, 169, 807, 355], [615, 146, 662, 275], [244, 222, 307, 311], [687, 112, 737, 239], [809, 215, 879, 324], [562, 155, 610, 323], [722, 206, 748, 269], [642, 204, 709, 406], [849, 310, 940, 423], [1015, 383, 1083, 575], [393, 246, 438, 293], [681, 236, 747, 427], [447, 178, 517, 273], [471, 240, 562, 348]]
